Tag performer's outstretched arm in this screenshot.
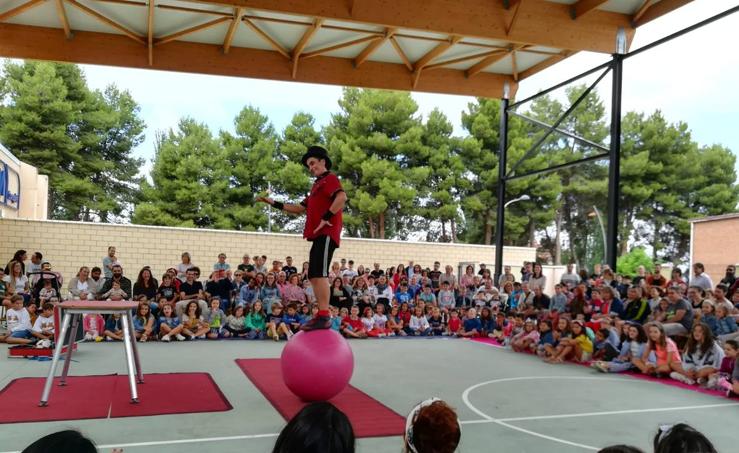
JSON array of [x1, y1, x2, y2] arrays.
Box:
[[256, 197, 305, 215]]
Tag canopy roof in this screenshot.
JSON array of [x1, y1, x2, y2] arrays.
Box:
[[0, 0, 691, 98]]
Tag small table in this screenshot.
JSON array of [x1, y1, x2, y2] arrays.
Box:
[[39, 300, 143, 406]]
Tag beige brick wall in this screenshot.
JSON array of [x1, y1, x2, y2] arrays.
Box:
[[0, 219, 536, 284], [692, 217, 739, 282]]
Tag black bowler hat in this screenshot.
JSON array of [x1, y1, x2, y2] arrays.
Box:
[[301, 145, 332, 171]]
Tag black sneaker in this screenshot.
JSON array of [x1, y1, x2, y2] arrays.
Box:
[[301, 315, 332, 331]]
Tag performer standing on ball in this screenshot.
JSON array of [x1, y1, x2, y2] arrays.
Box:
[[257, 145, 346, 331]]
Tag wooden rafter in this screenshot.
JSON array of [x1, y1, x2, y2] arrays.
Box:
[[570, 0, 607, 20], [291, 18, 323, 79], [389, 36, 412, 71], [424, 49, 502, 70], [65, 0, 145, 44], [505, 0, 522, 35], [302, 35, 380, 60], [518, 51, 574, 80], [465, 44, 521, 78], [0, 0, 45, 22], [354, 28, 395, 68], [243, 17, 290, 59], [633, 0, 692, 27], [54, 0, 72, 39], [511, 50, 518, 81], [155, 17, 231, 46], [632, 0, 655, 24], [222, 7, 242, 54], [147, 0, 155, 65], [413, 35, 462, 71]]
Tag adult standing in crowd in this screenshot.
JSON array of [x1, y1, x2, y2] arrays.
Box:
[[213, 253, 230, 272], [528, 263, 547, 292], [67, 266, 98, 300], [258, 145, 347, 331], [102, 246, 119, 281], [560, 263, 580, 289], [497, 265, 515, 288], [691, 263, 713, 292], [282, 256, 298, 276], [97, 264, 131, 300]]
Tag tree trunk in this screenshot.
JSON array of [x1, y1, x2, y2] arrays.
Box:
[[652, 218, 661, 261], [441, 221, 447, 242], [528, 220, 536, 248], [379, 211, 386, 239], [484, 210, 492, 245], [554, 208, 562, 265], [619, 213, 631, 257], [451, 219, 457, 243], [368, 217, 376, 239]]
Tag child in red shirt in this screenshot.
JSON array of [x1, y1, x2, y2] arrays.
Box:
[[342, 306, 367, 338], [447, 309, 462, 336]]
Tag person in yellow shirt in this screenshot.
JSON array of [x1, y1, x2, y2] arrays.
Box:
[[550, 319, 593, 363]]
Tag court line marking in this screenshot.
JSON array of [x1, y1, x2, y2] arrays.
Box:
[[461, 375, 738, 451]]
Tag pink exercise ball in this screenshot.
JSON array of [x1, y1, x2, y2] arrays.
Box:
[[281, 329, 354, 401]]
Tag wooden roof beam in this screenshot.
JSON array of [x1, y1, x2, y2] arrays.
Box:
[[632, 0, 656, 25], [54, 0, 73, 39], [147, 0, 155, 65], [424, 49, 502, 70], [291, 18, 323, 79], [243, 17, 290, 59], [0, 22, 518, 98], [155, 17, 231, 46], [518, 50, 574, 80], [633, 0, 692, 27], [302, 35, 380, 59], [222, 7, 242, 55], [65, 0, 145, 45], [0, 0, 44, 22], [570, 0, 607, 20], [466, 45, 521, 78], [389, 35, 413, 71], [412, 35, 461, 88], [186, 0, 637, 53], [354, 27, 395, 68]]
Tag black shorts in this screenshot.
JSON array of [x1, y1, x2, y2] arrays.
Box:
[[308, 235, 338, 279]]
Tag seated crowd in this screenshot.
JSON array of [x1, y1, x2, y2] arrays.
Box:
[[2, 248, 738, 396]]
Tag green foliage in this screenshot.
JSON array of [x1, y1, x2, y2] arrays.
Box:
[[616, 247, 654, 276], [0, 61, 144, 221]]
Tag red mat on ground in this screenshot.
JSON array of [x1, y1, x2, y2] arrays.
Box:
[[236, 358, 405, 438], [0, 373, 231, 424]]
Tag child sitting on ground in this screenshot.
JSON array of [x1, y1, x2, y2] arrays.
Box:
[[158, 303, 186, 341], [103, 313, 124, 341], [548, 319, 592, 364], [245, 301, 266, 339], [387, 306, 404, 336], [669, 323, 724, 386], [459, 307, 482, 338], [372, 303, 392, 336], [181, 300, 209, 340], [31, 303, 55, 342], [205, 298, 227, 339], [329, 305, 342, 331], [342, 305, 367, 339], [447, 309, 462, 336], [361, 307, 380, 337], [428, 306, 445, 336], [536, 320, 555, 357], [479, 307, 495, 337], [224, 305, 249, 338], [633, 322, 680, 377], [265, 304, 289, 341], [706, 339, 737, 390], [0, 295, 34, 345], [511, 319, 540, 353], [133, 302, 155, 342], [541, 317, 569, 359], [409, 305, 431, 336], [83, 312, 104, 342], [282, 304, 302, 340], [715, 304, 738, 342], [592, 322, 648, 373]]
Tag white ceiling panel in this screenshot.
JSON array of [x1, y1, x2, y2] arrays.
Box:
[[366, 40, 405, 65], [176, 20, 230, 45], [237, 19, 304, 51], [393, 37, 439, 63]]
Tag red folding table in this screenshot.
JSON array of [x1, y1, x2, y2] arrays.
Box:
[[39, 300, 143, 406]]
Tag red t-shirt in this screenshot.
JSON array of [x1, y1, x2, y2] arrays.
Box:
[[448, 318, 461, 332], [343, 316, 364, 331], [302, 172, 343, 246]]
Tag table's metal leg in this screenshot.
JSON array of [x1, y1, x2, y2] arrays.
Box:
[[39, 312, 71, 406], [126, 312, 144, 384], [59, 314, 80, 386], [120, 313, 139, 403]]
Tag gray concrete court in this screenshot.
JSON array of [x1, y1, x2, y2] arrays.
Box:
[[0, 338, 737, 453]]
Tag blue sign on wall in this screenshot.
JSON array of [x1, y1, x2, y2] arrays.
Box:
[[0, 162, 20, 210]]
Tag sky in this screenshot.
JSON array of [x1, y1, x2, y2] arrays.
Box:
[[78, 0, 739, 177]]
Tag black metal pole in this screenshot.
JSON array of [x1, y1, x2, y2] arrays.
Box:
[[494, 95, 509, 287], [606, 54, 623, 270]]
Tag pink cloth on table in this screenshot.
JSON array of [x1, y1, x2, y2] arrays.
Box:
[[60, 300, 137, 310]]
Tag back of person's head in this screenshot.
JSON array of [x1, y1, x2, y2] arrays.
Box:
[[653, 423, 717, 453], [598, 445, 645, 453], [272, 402, 354, 453], [405, 398, 461, 453], [22, 430, 97, 453]]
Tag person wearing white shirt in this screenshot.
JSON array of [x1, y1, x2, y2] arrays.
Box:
[[691, 263, 714, 292], [0, 296, 34, 344]]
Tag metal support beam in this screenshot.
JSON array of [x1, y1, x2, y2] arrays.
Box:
[[505, 151, 609, 182], [606, 53, 623, 270], [508, 110, 609, 153], [494, 88, 510, 287]]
